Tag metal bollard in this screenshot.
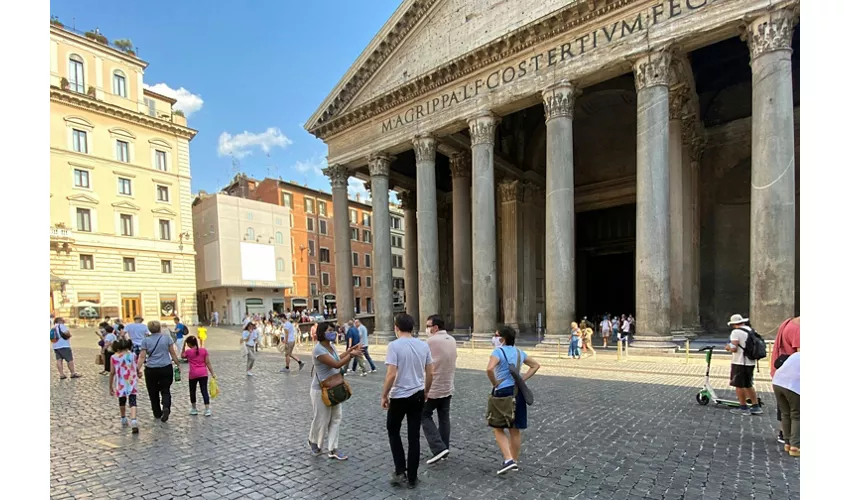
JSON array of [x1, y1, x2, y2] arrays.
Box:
[[617, 340, 622, 361], [624, 339, 629, 359], [557, 338, 561, 359], [472, 338, 475, 353], [686, 339, 690, 365]]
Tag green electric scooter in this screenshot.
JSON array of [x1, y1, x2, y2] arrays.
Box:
[[696, 346, 763, 407]]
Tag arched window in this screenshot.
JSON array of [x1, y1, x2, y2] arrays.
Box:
[[113, 70, 127, 97], [275, 232, 283, 245], [246, 227, 255, 240], [276, 258, 284, 272], [68, 55, 85, 93]]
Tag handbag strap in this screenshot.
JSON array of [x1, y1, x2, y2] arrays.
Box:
[[497, 347, 520, 394], [145, 335, 163, 366]]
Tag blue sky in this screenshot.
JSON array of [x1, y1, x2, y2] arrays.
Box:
[[50, 0, 401, 199]]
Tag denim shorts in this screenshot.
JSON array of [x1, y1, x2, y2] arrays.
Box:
[[492, 386, 527, 430]]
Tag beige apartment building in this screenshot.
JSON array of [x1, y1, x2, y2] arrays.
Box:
[[192, 193, 294, 325], [49, 24, 199, 325]]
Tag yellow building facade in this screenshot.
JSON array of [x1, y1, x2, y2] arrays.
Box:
[[49, 25, 199, 325]]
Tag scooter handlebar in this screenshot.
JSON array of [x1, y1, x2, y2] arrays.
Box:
[[698, 346, 715, 352]]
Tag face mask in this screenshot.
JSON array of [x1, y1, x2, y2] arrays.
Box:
[[324, 332, 336, 341]]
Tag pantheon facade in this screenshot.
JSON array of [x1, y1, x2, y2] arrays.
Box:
[[305, 0, 800, 346]]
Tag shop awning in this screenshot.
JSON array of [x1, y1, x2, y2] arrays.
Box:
[[291, 298, 308, 307], [323, 294, 336, 304]]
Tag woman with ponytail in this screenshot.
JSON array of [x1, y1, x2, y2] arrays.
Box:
[[181, 335, 216, 416]]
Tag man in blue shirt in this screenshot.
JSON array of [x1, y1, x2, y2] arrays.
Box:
[[345, 320, 368, 376], [355, 319, 377, 372], [174, 316, 188, 359]]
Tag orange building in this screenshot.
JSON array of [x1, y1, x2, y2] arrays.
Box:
[[223, 174, 381, 317]]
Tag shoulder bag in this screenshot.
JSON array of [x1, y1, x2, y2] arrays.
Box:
[[500, 347, 534, 405], [313, 345, 352, 407]]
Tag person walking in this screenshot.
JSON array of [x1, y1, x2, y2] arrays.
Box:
[[612, 316, 620, 346], [355, 319, 377, 372], [102, 325, 117, 375], [212, 310, 220, 327], [583, 327, 596, 358], [381, 313, 433, 489], [725, 314, 764, 416], [51, 317, 81, 379], [346, 320, 369, 376], [125, 316, 149, 356], [771, 316, 800, 443], [173, 316, 188, 360], [182, 335, 216, 417], [422, 314, 457, 465], [620, 315, 630, 345], [137, 321, 181, 422], [486, 325, 541, 475], [308, 322, 362, 460], [241, 322, 259, 376], [280, 317, 305, 373], [601, 315, 612, 348], [108, 337, 140, 433], [772, 351, 800, 457]]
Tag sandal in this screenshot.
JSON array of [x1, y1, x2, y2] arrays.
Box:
[[59, 375, 68, 380], [70, 374, 82, 379]]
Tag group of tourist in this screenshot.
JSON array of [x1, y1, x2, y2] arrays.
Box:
[[307, 312, 541, 487]]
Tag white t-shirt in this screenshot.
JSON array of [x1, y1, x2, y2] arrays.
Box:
[[385, 337, 432, 399], [242, 329, 259, 347], [358, 324, 369, 347], [52, 325, 71, 350], [125, 322, 149, 346], [730, 327, 756, 366], [284, 321, 297, 343], [622, 321, 630, 333], [772, 352, 800, 394]]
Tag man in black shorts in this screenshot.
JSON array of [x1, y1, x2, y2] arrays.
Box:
[[725, 314, 762, 415]]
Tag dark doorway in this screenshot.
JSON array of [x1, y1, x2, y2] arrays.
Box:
[[575, 204, 636, 322]]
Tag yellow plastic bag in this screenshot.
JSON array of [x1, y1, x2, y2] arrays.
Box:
[[209, 377, 220, 399]]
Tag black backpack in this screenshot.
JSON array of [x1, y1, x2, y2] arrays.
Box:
[[742, 327, 767, 361]]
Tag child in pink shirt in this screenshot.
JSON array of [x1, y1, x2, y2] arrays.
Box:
[[181, 335, 216, 416]]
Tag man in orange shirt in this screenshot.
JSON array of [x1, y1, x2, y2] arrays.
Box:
[[771, 316, 800, 444]]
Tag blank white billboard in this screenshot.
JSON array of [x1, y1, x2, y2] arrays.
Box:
[[240, 242, 276, 281]]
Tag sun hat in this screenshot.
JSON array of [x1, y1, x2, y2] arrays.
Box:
[[727, 313, 749, 326]]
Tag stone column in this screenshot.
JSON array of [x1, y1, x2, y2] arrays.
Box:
[[668, 88, 686, 336], [468, 112, 499, 337], [540, 81, 577, 344], [412, 135, 440, 332], [683, 131, 705, 337], [323, 165, 354, 325], [498, 180, 521, 331], [633, 50, 675, 348], [368, 153, 395, 340], [437, 195, 452, 328], [746, 8, 798, 338], [400, 192, 419, 330], [450, 152, 473, 332]]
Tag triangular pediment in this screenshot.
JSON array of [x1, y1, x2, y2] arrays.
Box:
[[67, 193, 99, 204], [305, 0, 582, 137], [111, 200, 141, 211], [151, 206, 177, 216]]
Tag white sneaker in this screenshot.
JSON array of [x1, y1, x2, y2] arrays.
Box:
[[426, 449, 450, 465], [247, 371, 254, 377], [360, 372, 368, 377]]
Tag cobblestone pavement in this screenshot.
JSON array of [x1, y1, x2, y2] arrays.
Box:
[[50, 328, 799, 500]]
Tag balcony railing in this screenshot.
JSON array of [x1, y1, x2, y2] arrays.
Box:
[[50, 227, 73, 239]]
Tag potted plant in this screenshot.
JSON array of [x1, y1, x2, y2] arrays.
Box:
[[173, 109, 185, 117], [114, 39, 133, 52], [50, 16, 63, 28], [84, 30, 97, 40], [60, 77, 69, 90], [87, 86, 96, 97], [84, 29, 108, 44]]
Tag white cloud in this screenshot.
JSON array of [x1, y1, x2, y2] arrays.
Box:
[[143, 83, 204, 117], [292, 157, 326, 177], [217, 128, 294, 158], [348, 177, 371, 202]]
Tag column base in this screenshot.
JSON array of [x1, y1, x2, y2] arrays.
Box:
[[536, 335, 571, 349], [629, 335, 678, 353], [372, 331, 395, 345]]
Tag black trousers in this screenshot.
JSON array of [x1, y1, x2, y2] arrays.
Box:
[[144, 365, 173, 417], [190, 376, 210, 405], [387, 390, 424, 482], [103, 351, 113, 373], [422, 395, 452, 455]]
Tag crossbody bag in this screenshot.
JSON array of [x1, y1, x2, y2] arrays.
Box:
[[312, 345, 352, 407], [486, 349, 522, 427]]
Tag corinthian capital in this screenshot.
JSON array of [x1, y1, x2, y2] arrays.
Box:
[[368, 153, 392, 178], [449, 152, 471, 179], [633, 49, 672, 91], [468, 113, 497, 146], [745, 7, 799, 60], [669, 89, 688, 121], [498, 180, 519, 203], [542, 81, 578, 121], [412, 134, 437, 163], [399, 191, 416, 211], [323, 164, 350, 190]]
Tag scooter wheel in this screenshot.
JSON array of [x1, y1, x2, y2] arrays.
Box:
[[696, 393, 710, 406]]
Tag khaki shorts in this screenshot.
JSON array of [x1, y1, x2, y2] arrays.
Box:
[[284, 342, 295, 357]]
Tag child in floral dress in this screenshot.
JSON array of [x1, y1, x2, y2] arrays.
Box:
[[109, 337, 140, 433]]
